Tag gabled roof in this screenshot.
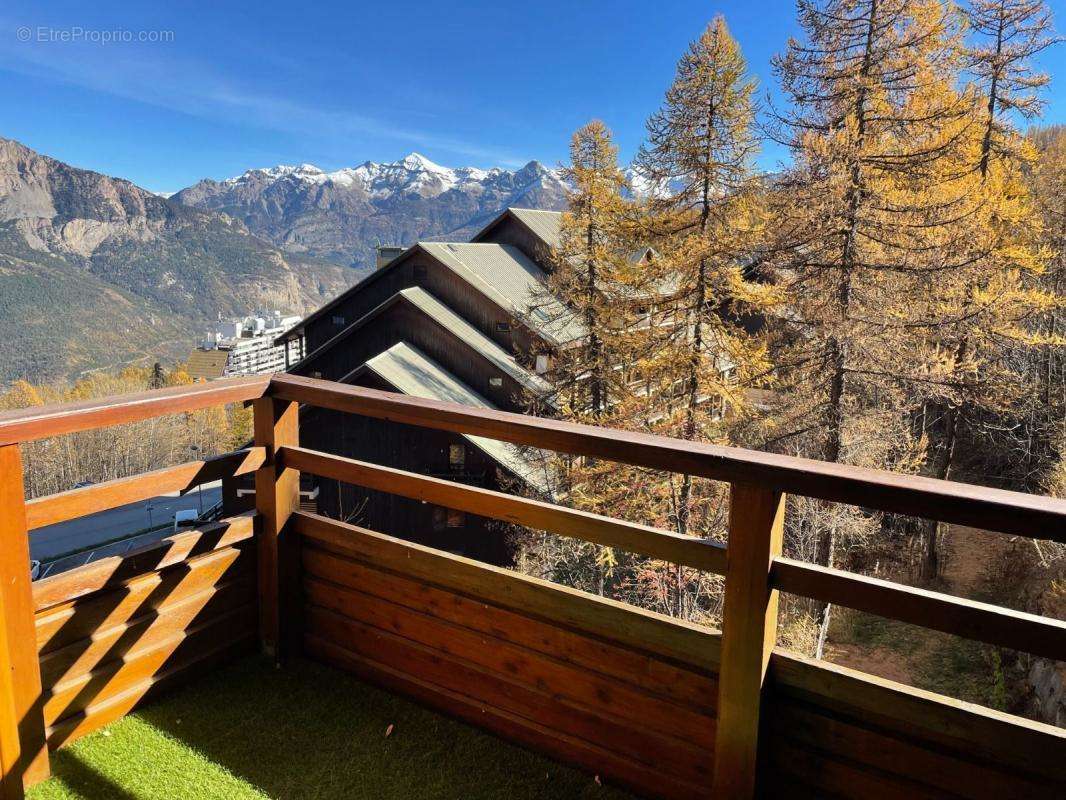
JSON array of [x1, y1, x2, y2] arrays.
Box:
[[471, 207, 563, 251], [277, 238, 582, 347], [186, 349, 229, 381], [356, 342, 546, 489], [291, 286, 550, 395], [417, 242, 584, 346]]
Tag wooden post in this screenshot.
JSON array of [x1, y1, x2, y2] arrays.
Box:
[[712, 482, 785, 798], [253, 397, 301, 664], [0, 446, 49, 795]]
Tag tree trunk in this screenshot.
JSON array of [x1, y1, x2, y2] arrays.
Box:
[[920, 403, 959, 579]]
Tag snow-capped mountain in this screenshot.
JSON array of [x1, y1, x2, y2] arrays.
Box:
[[624, 165, 686, 199], [173, 153, 568, 267], [0, 136, 351, 383]]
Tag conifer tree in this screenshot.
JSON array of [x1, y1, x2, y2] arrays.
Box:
[[634, 15, 775, 540], [767, 0, 986, 645], [149, 362, 167, 390], [908, 0, 1059, 576], [527, 121, 650, 599], [1026, 126, 1066, 487], [540, 121, 642, 421], [965, 0, 1059, 177]]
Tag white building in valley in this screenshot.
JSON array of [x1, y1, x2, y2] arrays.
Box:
[[187, 312, 303, 380]]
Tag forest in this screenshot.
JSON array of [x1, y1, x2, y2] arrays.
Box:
[[519, 0, 1064, 723], [0, 364, 252, 501]]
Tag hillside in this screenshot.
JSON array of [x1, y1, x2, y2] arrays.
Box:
[[0, 137, 357, 384], [173, 153, 568, 267]]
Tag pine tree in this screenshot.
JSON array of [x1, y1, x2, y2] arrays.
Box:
[[634, 15, 776, 541], [965, 0, 1059, 178], [1026, 126, 1066, 488], [767, 0, 988, 647], [149, 362, 167, 390], [527, 121, 650, 599], [908, 0, 1060, 577], [540, 121, 642, 420]]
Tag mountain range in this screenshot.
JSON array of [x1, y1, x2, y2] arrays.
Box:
[[0, 140, 567, 385], [172, 153, 568, 268], [0, 137, 356, 384]]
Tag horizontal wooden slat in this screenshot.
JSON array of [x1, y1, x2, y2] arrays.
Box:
[[305, 603, 713, 787], [282, 445, 726, 573], [765, 732, 947, 800], [302, 547, 715, 711], [0, 375, 270, 446], [35, 544, 251, 654], [39, 577, 254, 688], [46, 630, 255, 749], [293, 511, 720, 673], [306, 635, 710, 800], [773, 557, 1066, 662], [43, 604, 255, 727], [769, 650, 1066, 785], [32, 512, 256, 611], [766, 698, 1058, 799], [270, 374, 1066, 540], [26, 448, 265, 530], [304, 577, 713, 748]]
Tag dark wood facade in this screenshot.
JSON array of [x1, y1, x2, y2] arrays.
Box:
[[292, 292, 534, 413], [277, 210, 562, 567], [301, 371, 514, 566]]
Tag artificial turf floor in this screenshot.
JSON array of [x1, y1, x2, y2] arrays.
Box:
[[28, 656, 636, 800]]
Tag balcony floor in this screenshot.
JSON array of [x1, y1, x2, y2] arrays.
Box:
[[29, 656, 635, 800]]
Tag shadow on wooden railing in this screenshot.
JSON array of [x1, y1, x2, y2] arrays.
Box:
[[0, 372, 1063, 800], [0, 376, 269, 800]]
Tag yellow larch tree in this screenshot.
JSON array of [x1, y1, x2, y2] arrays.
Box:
[[634, 15, 777, 545]]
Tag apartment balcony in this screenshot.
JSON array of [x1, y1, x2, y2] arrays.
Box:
[[0, 375, 1062, 799]]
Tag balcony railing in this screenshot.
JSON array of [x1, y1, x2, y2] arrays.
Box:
[[0, 373, 1063, 799]]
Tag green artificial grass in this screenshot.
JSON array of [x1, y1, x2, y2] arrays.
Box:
[[29, 656, 635, 800]]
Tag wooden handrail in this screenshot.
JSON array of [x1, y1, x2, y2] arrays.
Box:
[[0, 375, 270, 446], [268, 374, 1066, 541], [25, 448, 266, 531], [279, 446, 728, 574], [772, 557, 1066, 662]]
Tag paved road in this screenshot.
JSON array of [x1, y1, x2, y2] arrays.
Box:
[[32, 484, 222, 571]]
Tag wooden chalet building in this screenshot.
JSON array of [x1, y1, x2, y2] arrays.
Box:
[[275, 208, 570, 563]]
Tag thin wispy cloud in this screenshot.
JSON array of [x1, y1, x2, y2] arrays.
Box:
[[0, 31, 527, 169]]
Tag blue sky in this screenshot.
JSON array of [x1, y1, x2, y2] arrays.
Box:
[[2, 1, 1063, 194]]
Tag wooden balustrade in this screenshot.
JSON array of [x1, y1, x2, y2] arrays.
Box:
[[0, 377, 271, 798], [0, 372, 1062, 799], [278, 445, 728, 573], [269, 374, 1065, 540], [24, 449, 265, 531], [272, 374, 1066, 799]]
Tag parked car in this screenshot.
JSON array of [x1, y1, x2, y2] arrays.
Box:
[[172, 509, 199, 532]]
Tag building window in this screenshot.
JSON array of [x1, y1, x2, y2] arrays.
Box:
[[332, 315, 345, 326], [535, 354, 549, 375], [448, 444, 466, 472], [496, 321, 511, 333], [488, 376, 503, 390], [432, 505, 465, 530]]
